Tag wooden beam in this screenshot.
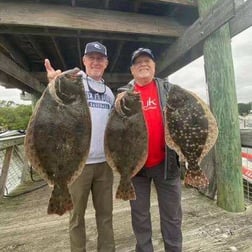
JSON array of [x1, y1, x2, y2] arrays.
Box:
[[157, 0, 252, 77], [26, 36, 46, 62], [0, 136, 25, 151], [157, 0, 235, 77], [0, 27, 175, 44], [71, 0, 76, 7], [0, 2, 186, 38], [230, 0, 252, 37], [0, 73, 43, 95], [142, 0, 197, 6], [0, 35, 29, 71], [109, 41, 125, 72], [76, 35, 82, 69], [0, 72, 36, 94], [50, 36, 67, 70], [103, 0, 110, 9], [0, 52, 45, 93]]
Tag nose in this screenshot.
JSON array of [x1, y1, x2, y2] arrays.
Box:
[[136, 59, 149, 66]]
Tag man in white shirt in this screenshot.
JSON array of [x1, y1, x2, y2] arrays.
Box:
[[45, 41, 115, 252]]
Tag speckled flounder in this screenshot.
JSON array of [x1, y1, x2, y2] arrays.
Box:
[[164, 84, 218, 189], [24, 69, 91, 215], [104, 91, 148, 200]]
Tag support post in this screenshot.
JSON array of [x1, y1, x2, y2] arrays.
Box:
[[197, 0, 245, 212]]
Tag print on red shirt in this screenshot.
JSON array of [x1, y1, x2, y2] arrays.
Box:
[[134, 81, 165, 168]]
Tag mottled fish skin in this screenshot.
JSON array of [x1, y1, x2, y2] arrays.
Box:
[[24, 69, 91, 215], [164, 84, 218, 189], [104, 91, 148, 200]]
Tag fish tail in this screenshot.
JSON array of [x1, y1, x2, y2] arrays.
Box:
[[47, 184, 73, 216], [116, 179, 136, 201], [184, 167, 209, 189]]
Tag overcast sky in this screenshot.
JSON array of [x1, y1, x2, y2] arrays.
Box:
[[0, 27, 251, 105]]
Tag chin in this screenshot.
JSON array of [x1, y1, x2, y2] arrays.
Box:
[[91, 71, 102, 77], [139, 73, 151, 79]]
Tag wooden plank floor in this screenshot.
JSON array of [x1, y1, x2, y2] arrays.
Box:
[[0, 173, 252, 252]]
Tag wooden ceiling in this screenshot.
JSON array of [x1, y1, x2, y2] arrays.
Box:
[[1, 0, 199, 95], [1, 0, 251, 96]]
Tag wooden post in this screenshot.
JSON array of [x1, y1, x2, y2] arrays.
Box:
[[197, 0, 245, 212], [0, 146, 13, 198]]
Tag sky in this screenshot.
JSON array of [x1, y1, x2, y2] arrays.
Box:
[[0, 27, 251, 105]]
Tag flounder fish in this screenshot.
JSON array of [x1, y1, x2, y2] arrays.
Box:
[[24, 68, 91, 215], [164, 84, 218, 189], [104, 91, 148, 200]]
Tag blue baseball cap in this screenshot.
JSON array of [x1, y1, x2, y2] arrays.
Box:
[[84, 41, 107, 57], [131, 48, 155, 65]]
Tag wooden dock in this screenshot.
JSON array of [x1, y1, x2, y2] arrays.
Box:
[[0, 173, 252, 252]]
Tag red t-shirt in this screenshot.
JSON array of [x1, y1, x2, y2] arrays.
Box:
[[134, 80, 165, 168]]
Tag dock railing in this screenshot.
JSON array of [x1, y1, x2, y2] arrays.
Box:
[[0, 135, 29, 197], [1, 130, 252, 199]]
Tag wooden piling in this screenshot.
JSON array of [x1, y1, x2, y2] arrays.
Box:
[[197, 0, 245, 212]]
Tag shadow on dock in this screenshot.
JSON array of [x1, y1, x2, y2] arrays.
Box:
[[0, 173, 252, 252]]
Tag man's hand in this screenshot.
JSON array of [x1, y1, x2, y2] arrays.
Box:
[[44, 59, 62, 83]]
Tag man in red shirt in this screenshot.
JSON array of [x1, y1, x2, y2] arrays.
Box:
[[119, 48, 182, 252]]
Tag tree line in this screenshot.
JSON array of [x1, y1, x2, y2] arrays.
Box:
[[238, 102, 252, 116], [0, 99, 251, 132], [0, 100, 32, 132]]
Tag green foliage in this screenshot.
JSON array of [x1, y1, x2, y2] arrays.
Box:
[[0, 100, 32, 131], [238, 102, 252, 116]]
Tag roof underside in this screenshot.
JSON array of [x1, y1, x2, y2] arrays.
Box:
[[0, 0, 199, 94]]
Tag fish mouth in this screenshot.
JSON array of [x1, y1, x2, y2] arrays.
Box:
[[116, 96, 130, 117], [114, 91, 140, 117]]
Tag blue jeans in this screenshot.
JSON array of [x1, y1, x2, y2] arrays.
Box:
[[130, 162, 182, 252]]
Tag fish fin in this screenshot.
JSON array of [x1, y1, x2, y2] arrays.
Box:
[[116, 179, 136, 201], [184, 168, 209, 189], [47, 184, 73, 216]]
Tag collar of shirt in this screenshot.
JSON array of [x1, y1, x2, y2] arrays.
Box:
[[78, 70, 106, 94]]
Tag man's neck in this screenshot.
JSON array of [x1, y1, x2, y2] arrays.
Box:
[[89, 76, 102, 82], [84, 71, 103, 82]]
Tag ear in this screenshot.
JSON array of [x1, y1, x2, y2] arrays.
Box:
[[105, 58, 109, 68], [130, 65, 134, 75], [82, 56, 86, 66]]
